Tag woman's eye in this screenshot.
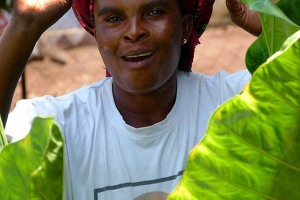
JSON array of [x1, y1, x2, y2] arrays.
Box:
[[107, 16, 122, 22], [148, 9, 163, 16]]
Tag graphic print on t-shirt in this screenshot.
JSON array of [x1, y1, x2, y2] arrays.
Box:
[[94, 170, 184, 199]]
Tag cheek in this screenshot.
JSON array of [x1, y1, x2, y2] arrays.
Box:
[[95, 30, 119, 68], [155, 22, 183, 66], [154, 19, 183, 46], [95, 25, 122, 50]]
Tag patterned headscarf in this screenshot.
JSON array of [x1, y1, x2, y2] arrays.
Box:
[[72, 0, 215, 74]]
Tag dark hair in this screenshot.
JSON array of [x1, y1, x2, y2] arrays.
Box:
[[178, 44, 192, 72], [177, 0, 193, 72]]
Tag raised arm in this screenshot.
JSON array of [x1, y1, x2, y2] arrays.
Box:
[[0, 0, 71, 125], [226, 0, 262, 36]]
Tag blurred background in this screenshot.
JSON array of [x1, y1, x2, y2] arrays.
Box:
[[0, 0, 256, 110]]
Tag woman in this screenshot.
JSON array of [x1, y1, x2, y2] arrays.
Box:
[[0, 0, 261, 199]]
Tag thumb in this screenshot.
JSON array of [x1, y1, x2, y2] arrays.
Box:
[[225, 0, 246, 21], [225, 0, 262, 36]]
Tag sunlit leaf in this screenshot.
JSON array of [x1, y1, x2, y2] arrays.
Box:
[[244, 0, 300, 73], [168, 31, 300, 200], [0, 117, 64, 199]]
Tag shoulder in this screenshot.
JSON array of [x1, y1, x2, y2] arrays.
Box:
[[178, 69, 251, 90], [178, 69, 250, 83], [54, 78, 112, 102], [31, 77, 112, 110], [5, 100, 38, 142], [6, 78, 113, 141], [177, 69, 251, 104]]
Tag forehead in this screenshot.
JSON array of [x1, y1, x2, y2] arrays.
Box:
[[94, 0, 180, 10]]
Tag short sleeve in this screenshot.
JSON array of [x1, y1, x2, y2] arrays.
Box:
[[218, 69, 251, 103], [5, 100, 38, 142]]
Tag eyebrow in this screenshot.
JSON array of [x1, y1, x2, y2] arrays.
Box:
[[97, 0, 171, 17], [142, 0, 171, 10], [97, 7, 124, 17]]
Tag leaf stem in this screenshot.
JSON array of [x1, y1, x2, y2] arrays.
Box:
[[0, 117, 8, 149]]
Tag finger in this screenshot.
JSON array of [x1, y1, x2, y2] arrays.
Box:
[[225, 0, 247, 22]]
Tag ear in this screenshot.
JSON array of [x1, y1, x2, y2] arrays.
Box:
[[181, 14, 193, 42]]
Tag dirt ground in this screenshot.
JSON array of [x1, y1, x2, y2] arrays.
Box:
[[11, 23, 256, 110]]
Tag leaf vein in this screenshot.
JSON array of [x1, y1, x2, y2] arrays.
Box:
[[223, 124, 300, 172], [255, 73, 300, 112]]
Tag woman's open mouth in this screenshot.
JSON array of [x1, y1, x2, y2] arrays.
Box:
[[122, 51, 154, 62]]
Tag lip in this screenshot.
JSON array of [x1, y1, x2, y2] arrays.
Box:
[[124, 51, 154, 59], [121, 49, 156, 68]]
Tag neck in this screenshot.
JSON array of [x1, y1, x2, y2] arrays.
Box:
[[113, 75, 177, 128]]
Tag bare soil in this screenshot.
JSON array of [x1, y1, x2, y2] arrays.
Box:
[[11, 24, 256, 110]]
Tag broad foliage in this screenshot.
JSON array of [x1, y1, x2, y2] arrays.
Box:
[[168, 0, 300, 199], [0, 117, 64, 199], [0, 0, 299, 199]]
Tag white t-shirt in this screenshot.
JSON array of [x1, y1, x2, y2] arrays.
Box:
[[6, 70, 251, 200]]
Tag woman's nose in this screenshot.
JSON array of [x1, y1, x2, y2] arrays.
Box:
[[124, 17, 147, 42]]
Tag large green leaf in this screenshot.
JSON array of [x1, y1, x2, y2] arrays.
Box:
[[0, 117, 64, 199], [244, 0, 300, 73], [168, 31, 300, 200]]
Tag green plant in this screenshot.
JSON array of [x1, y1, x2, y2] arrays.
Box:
[[0, 117, 64, 199], [168, 0, 300, 199], [244, 0, 300, 73], [0, 0, 299, 199], [0, 116, 8, 149]]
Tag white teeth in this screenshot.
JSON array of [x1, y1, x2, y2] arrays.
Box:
[[126, 52, 153, 59]]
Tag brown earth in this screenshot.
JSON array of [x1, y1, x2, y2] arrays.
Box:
[[11, 24, 256, 110]]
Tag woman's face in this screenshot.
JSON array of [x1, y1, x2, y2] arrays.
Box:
[[94, 0, 192, 94]]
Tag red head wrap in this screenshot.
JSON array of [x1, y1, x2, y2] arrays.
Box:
[[72, 0, 215, 74]]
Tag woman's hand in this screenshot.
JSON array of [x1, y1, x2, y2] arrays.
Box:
[[11, 0, 72, 34], [226, 0, 262, 36], [0, 0, 72, 125]]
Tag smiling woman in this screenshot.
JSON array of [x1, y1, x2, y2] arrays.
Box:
[[72, 0, 214, 72], [93, 0, 189, 121], [0, 0, 260, 199]]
